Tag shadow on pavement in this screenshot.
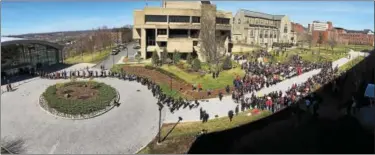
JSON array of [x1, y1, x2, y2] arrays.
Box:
[[188, 51, 375, 154]]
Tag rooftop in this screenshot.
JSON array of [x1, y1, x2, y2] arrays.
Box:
[[239, 9, 285, 20], [1, 36, 26, 43]]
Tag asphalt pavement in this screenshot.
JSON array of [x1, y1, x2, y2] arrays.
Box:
[[94, 42, 139, 69]]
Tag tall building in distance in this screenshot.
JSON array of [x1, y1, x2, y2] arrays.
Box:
[[231, 9, 294, 47], [308, 20, 332, 44], [132, 1, 232, 61]]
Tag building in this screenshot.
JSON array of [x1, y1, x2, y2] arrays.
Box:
[[291, 22, 305, 34], [1, 37, 64, 77], [132, 1, 232, 61], [331, 28, 374, 46], [308, 21, 332, 44], [231, 9, 294, 47]]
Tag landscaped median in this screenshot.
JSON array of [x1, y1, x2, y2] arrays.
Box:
[[138, 110, 272, 154], [338, 56, 365, 73]]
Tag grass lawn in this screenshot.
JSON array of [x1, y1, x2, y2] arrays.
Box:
[[64, 49, 111, 64], [160, 64, 245, 90], [337, 44, 374, 52], [159, 83, 182, 99], [138, 110, 272, 154], [271, 47, 348, 63], [338, 56, 365, 73]]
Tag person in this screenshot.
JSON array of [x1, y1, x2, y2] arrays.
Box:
[[226, 85, 230, 94], [218, 92, 223, 101], [235, 105, 239, 115], [228, 110, 234, 122]]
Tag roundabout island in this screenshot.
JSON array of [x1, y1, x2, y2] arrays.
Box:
[[39, 80, 119, 119]]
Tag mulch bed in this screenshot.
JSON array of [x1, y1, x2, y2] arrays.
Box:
[[122, 66, 234, 100]]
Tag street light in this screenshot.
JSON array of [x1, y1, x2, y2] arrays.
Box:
[[157, 103, 164, 143]]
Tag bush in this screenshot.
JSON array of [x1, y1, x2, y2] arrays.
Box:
[[42, 81, 117, 115], [161, 48, 168, 64], [186, 53, 193, 64], [151, 50, 159, 66], [192, 59, 201, 72], [173, 50, 181, 64], [222, 56, 232, 70]]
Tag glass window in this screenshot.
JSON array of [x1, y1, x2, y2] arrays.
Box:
[[145, 15, 167, 22], [192, 16, 200, 23], [169, 16, 190, 23], [216, 18, 230, 24], [157, 29, 167, 35]]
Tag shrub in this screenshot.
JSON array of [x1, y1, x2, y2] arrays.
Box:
[[151, 50, 159, 66], [173, 50, 181, 64], [161, 48, 168, 64], [135, 52, 142, 64], [222, 56, 232, 70], [186, 53, 193, 64], [192, 58, 201, 72]]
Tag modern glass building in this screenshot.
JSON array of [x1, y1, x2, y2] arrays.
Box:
[[1, 37, 63, 76]]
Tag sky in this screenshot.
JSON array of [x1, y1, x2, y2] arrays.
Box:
[[1, 1, 374, 35]]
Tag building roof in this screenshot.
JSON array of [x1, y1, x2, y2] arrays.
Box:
[[1, 36, 63, 49], [239, 9, 285, 20]]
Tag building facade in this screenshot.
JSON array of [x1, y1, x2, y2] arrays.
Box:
[[331, 28, 374, 46], [308, 21, 333, 44], [231, 9, 294, 47], [291, 22, 305, 34], [1, 37, 63, 77], [132, 1, 232, 61]]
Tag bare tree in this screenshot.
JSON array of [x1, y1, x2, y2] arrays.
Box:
[[328, 33, 337, 51], [199, 4, 227, 72]]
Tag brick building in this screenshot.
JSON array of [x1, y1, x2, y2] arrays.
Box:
[[291, 22, 305, 34], [308, 21, 332, 44], [329, 27, 374, 46]]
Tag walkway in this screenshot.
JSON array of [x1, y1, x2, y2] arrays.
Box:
[[164, 51, 364, 123]]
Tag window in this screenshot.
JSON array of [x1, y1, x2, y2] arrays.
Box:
[[145, 15, 167, 22], [192, 16, 200, 23], [259, 30, 263, 38], [284, 24, 288, 33], [169, 16, 190, 23], [265, 30, 268, 38], [159, 42, 167, 47], [157, 29, 167, 35], [216, 18, 230, 24], [250, 29, 254, 37]]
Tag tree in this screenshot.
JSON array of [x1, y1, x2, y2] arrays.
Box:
[[222, 56, 232, 70], [135, 52, 142, 64], [192, 58, 201, 72], [305, 34, 313, 49], [328, 33, 337, 52], [160, 48, 168, 64], [317, 33, 324, 53], [186, 53, 193, 64], [151, 50, 159, 66], [173, 50, 181, 64], [199, 3, 227, 72]]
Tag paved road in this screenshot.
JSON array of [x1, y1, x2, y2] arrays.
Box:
[[94, 42, 139, 69], [1, 77, 161, 154]]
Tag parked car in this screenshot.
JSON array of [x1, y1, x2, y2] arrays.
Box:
[[133, 45, 141, 49], [111, 49, 120, 55]]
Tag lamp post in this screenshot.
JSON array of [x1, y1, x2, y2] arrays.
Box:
[[157, 103, 164, 143]]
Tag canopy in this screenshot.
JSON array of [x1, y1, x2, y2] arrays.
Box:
[[364, 83, 375, 98]]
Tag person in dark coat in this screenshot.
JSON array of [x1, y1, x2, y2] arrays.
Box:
[[235, 105, 239, 115], [228, 110, 234, 122]]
